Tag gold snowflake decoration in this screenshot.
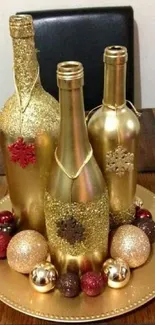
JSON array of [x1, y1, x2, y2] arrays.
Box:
[[106, 145, 134, 177]]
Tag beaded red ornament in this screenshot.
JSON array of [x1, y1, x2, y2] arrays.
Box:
[[135, 208, 152, 220], [81, 271, 105, 297], [0, 211, 14, 224], [8, 137, 36, 168]]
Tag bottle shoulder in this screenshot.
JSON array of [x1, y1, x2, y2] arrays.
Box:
[[48, 156, 108, 203], [88, 106, 140, 137], [0, 87, 60, 139], [2, 86, 59, 114]]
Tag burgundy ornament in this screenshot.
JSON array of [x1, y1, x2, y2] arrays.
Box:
[[0, 222, 16, 235], [134, 218, 155, 243], [57, 272, 81, 298], [81, 271, 105, 297], [135, 208, 152, 220], [0, 233, 12, 259], [0, 211, 14, 224]]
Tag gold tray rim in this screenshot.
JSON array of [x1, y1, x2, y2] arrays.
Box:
[[0, 185, 155, 323], [0, 287, 155, 323]]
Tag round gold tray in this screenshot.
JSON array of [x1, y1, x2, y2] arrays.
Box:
[[0, 185, 155, 322]]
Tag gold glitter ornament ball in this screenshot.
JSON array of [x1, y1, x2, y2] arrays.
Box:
[[29, 262, 58, 293], [7, 230, 49, 274], [102, 258, 130, 288], [110, 225, 151, 268]]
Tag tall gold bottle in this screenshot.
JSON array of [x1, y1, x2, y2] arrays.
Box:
[[0, 15, 60, 233], [88, 46, 140, 227], [44, 61, 109, 274]]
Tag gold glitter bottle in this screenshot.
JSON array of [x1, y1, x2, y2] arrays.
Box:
[[88, 46, 140, 227], [0, 15, 60, 233], [44, 61, 109, 274]]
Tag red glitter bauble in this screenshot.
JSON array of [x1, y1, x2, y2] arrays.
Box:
[[8, 137, 36, 168], [0, 211, 14, 224], [0, 233, 12, 259], [135, 208, 152, 220], [81, 271, 104, 296]]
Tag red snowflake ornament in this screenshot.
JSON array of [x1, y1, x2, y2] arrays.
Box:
[[8, 137, 36, 168]]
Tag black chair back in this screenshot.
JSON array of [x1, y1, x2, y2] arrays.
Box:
[[18, 7, 134, 110]]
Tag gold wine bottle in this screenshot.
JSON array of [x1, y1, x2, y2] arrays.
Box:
[[44, 61, 109, 274], [88, 46, 140, 227], [0, 15, 60, 233]]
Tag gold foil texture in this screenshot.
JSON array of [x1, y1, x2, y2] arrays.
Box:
[[0, 15, 60, 233], [44, 190, 109, 272]]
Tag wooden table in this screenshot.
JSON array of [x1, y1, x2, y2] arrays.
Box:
[[0, 109, 155, 324]]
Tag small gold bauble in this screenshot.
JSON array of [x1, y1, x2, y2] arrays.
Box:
[[7, 230, 49, 274], [110, 225, 151, 268], [29, 261, 58, 293], [102, 257, 130, 289]]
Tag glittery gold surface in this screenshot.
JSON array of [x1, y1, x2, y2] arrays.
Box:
[[0, 15, 60, 233], [0, 184, 154, 321], [1, 87, 59, 139], [44, 190, 109, 272], [110, 225, 151, 268], [7, 230, 49, 274], [1, 17, 60, 139], [106, 146, 134, 177], [0, 80, 59, 139], [9, 15, 34, 38], [110, 202, 135, 227]]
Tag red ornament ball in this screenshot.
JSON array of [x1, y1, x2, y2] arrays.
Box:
[[81, 271, 105, 297], [0, 233, 12, 259], [0, 211, 14, 224], [135, 208, 152, 220]]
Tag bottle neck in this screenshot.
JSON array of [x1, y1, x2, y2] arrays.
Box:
[[103, 62, 126, 108], [12, 36, 40, 106], [57, 86, 91, 173]]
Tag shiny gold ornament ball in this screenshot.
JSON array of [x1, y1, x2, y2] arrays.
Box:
[[29, 261, 58, 293], [7, 230, 49, 274], [102, 258, 130, 288], [110, 225, 151, 268]]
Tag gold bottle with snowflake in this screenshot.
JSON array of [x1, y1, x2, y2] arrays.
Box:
[[88, 46, 140, 227], [44, 61, 109, 274], [0, 15, 60, 233]]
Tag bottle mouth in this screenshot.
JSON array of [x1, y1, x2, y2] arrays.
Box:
[[57, 61, 84, 80], [10, 15, 33, 25], [9, 15, 34, 38], [104, 45, 128, 64]]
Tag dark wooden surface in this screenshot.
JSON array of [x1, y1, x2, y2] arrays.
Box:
[[0, 109, 155, 324]]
